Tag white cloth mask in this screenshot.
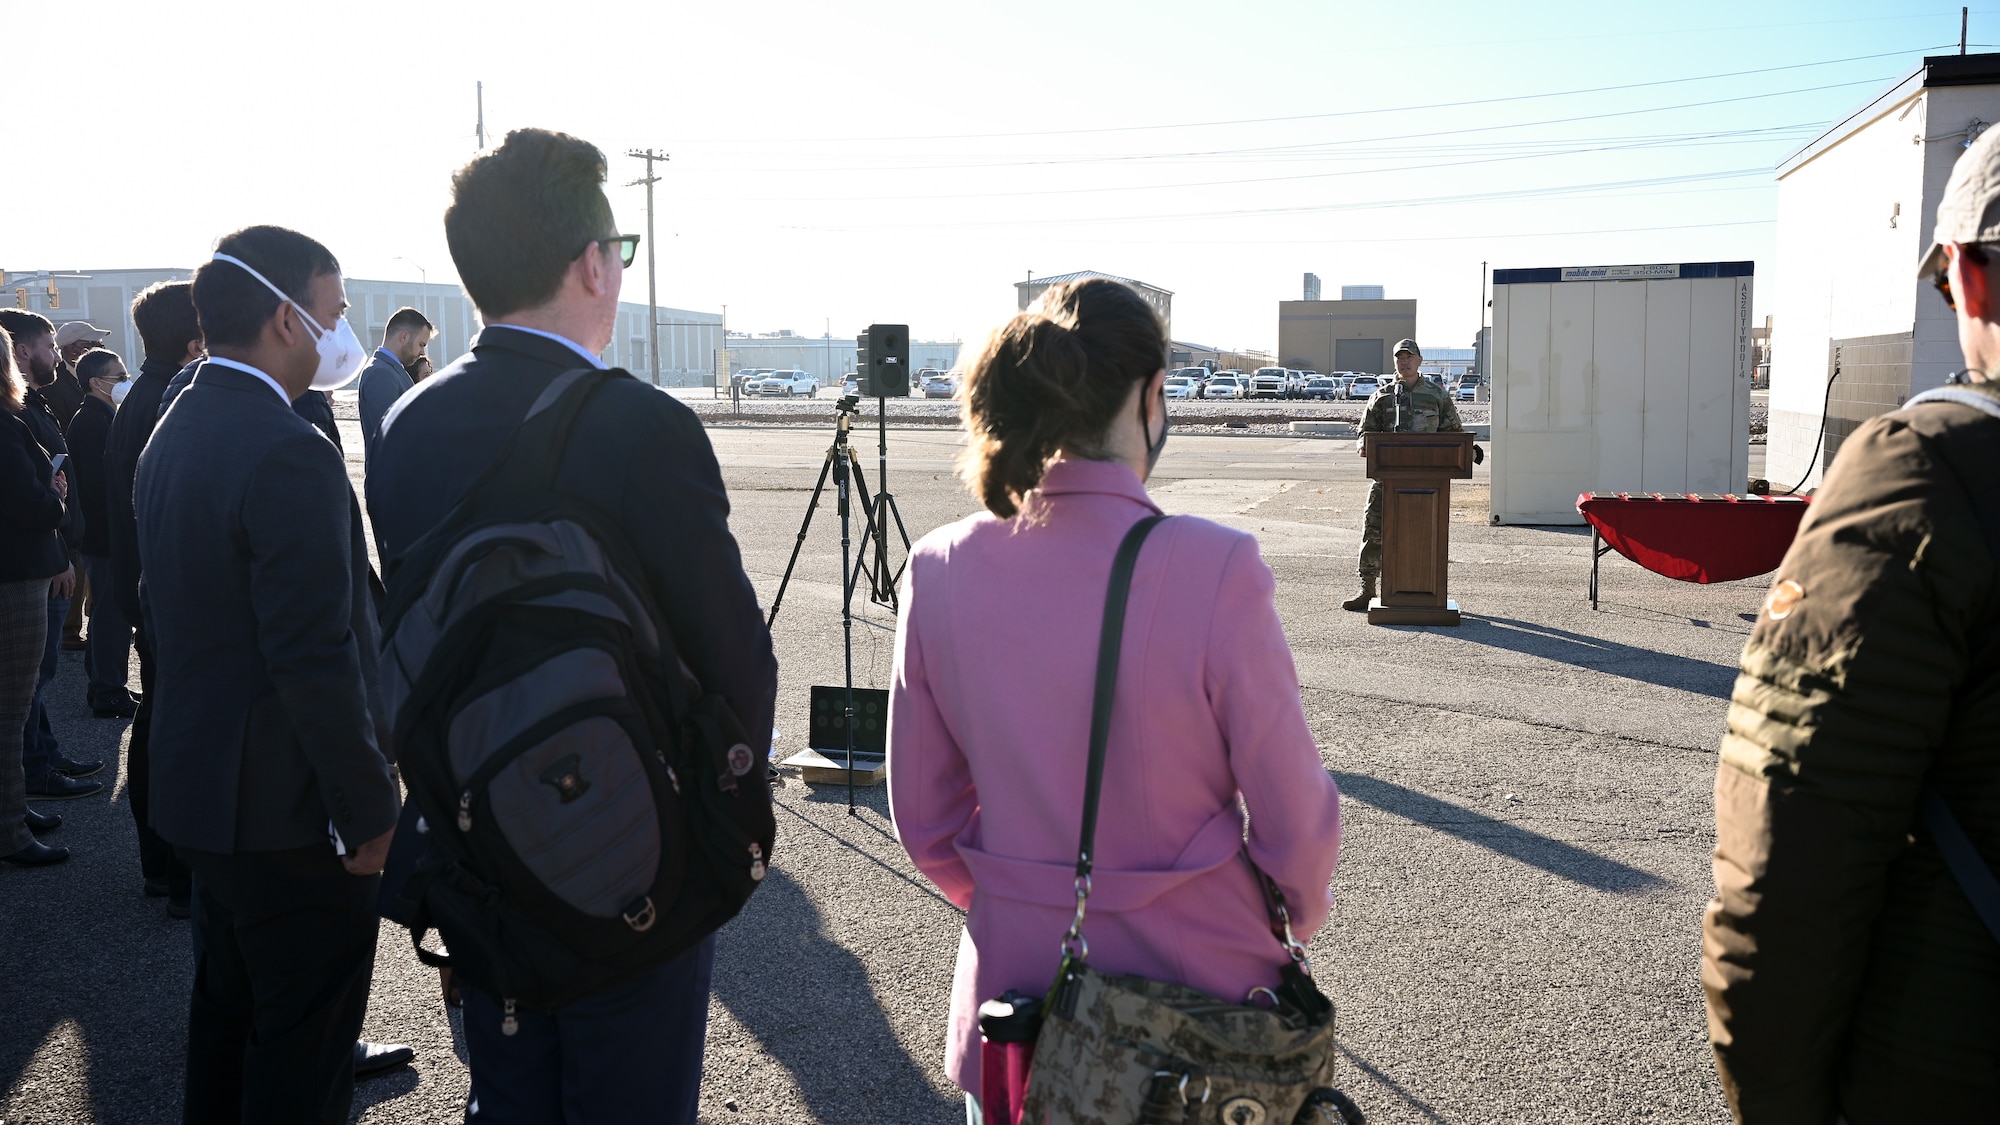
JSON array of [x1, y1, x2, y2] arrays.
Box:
[[211, 252, 366, 391], [108, 380, 132, 406]]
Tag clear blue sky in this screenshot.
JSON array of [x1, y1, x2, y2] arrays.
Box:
[[2, 1, 1981, 354]]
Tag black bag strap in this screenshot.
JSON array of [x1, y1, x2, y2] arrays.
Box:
[[1060, 514, 1320, 972], [1075, 515, 1169, 886], [1921, 790, 2000, 941], [381, 366, 621, 623]]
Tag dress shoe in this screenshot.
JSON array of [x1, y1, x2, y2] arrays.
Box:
[[90, 696, 137, 719], [24, 771, 103, 800], [2, 840, 70, 867], [61, 636, 86, 652], [52, 754, 105, 778], [144, 877, 170, 898], [25, 808, 60, 834], [354, 1040, 415, 1079], [166, 896, 191, 920]]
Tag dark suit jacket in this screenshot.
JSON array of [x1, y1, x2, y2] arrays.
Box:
[[356, 349, 412, 470], [369, 325, 777, 764], [61, 396, 113, 557], [20, 387, 81, 552], [137, 360, 397, 854], [105, 358, 180, 623], [163, 365, 343, 453]]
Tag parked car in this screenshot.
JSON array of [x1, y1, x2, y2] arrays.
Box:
[[843, 375, 860, 397], [1247, 367, 1289, 400], [1347, 376, 1381, 400], [1165, 375, 1200, 400], [920, 372, 958, 399], [1170, 367, 1211, 399], [1302, 376, 1341, 400], [1205, 374, 1244, 400], [751, 369, 818, 397], [1456, 375, 1482, 402]]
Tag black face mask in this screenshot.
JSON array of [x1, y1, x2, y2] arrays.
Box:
[[1139, 383, 1169, 473]]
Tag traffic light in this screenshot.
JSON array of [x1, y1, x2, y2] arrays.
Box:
[[855, 323, 908, 398], [46, 280, 58, 309]]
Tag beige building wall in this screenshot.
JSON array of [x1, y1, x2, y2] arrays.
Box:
[[1277, 299, 1417, 374]]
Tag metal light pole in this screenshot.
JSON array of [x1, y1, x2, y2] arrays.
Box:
[[626, 148, 668, 387], [393, 257, 427, 285]]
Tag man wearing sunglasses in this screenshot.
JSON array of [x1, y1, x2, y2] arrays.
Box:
[[1704, 125, 2000, 1122], [367, 127, 774, 1124]]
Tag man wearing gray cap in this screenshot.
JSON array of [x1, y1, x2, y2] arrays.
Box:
[[1342, 338, 1462, 612], [1703, 126, 2000, 1122], [47, 322, 105, 427]]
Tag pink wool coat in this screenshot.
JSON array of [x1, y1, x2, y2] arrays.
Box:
[[888, 458, 1343, 1098]]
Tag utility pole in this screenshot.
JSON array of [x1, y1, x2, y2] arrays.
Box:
[[626, 148, 668, 387], [476, 82, 486, 149], [1963, 7, 1970, 54]]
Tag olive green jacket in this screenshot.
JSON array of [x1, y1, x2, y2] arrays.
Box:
[[1705, 384, 2000, 1124], [1359, 377, 1462, 434]]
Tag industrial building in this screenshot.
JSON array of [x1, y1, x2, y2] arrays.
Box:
[[1277, 295, 1417, 375], [1764, 52, 2000, 490], [723, 331, 961, 384], [1417, 347, 1477, 380], [1169, 341, 1273, 372], [1017, 270, 1172, 338], [4, 267, 721, 385]]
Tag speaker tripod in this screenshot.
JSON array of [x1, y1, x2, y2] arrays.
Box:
[[765, 395, 912, 812]]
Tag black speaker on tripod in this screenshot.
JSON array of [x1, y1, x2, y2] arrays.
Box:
[[856, 324, 909, 398]]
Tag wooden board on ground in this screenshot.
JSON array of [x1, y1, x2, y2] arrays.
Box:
[[783, 748, 888, 787]]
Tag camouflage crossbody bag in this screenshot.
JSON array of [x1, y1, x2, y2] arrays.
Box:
[[1017, 516, 1363, 1125]]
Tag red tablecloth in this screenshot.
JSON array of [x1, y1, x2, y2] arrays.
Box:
[[1575, 492, 1811, 584]]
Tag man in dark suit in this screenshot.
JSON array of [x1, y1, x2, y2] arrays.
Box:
[[370, 127, 776, 1124], [59, 348, 136, 718], [107, 281, 203, 914], [137, 225, 400, 1125], [357, 306, 431, 472]]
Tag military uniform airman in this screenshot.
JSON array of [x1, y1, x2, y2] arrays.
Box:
[[1343, 339, 1463, 612]]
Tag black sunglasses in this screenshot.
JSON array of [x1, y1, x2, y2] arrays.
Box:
[[1935, 243, 1990, 311], [582, 234, 641, 269]]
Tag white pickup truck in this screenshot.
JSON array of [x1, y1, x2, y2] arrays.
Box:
[[751, 369, 818, 397]]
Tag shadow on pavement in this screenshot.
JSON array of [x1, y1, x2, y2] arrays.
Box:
[[1456, 614, 1737, 699], [1338, 1042, 1449, 1124], [1331, 772, 1665, 894], [710, 867, 959, 1124]]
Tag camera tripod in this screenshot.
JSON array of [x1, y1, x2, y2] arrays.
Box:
[[766, 394, 913, 812]]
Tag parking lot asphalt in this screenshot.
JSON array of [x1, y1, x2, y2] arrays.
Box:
[[1, 404, 1753, 1124]]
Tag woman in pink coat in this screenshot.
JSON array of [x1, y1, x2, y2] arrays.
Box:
[[889, 278, 1344, 1121]]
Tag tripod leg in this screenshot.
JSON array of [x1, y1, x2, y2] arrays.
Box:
[[766, 451, 837, 629], [846, 451, 884, 595], [834, 448, 859, 815]]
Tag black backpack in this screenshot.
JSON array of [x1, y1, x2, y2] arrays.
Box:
[[379, 367, 775, 1018]]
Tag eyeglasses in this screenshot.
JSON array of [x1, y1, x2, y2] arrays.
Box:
[[584, 234, 640, 269], [1935, 243, 1991, 311]]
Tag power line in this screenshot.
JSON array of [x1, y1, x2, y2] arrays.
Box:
[[671, 47, 1943, 145], [784, 168, 1770, 231]]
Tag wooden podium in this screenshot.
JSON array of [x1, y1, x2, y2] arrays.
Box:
[[1360, 431, 1476, 626]]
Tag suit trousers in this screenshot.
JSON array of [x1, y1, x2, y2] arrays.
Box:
[[128, 624, 188, 894], [19, 592, 67, 780], [0, 578, 49, 856], [81, 554, 130, 701], [464, 934, 716, 1124], [177, 843, 381, 1125]]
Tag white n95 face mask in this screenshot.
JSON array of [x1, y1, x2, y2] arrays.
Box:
[[109, 379, 132, 406], [211, 252, 367, 391]]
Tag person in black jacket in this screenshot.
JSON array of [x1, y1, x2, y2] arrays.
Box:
[[62, 349, 136, 717], [141, 225, 402, 1123], [0, 310, 99, 803], [162, 358, 343, 451], [369, 126, 776, 1125], [0, 324, 73, 867], [105, 280, 202, 913]]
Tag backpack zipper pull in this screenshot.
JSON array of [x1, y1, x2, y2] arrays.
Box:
[[456, 791, 473, 832], [501, 998, 518, 1036], [748, 841, 766, 882]]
